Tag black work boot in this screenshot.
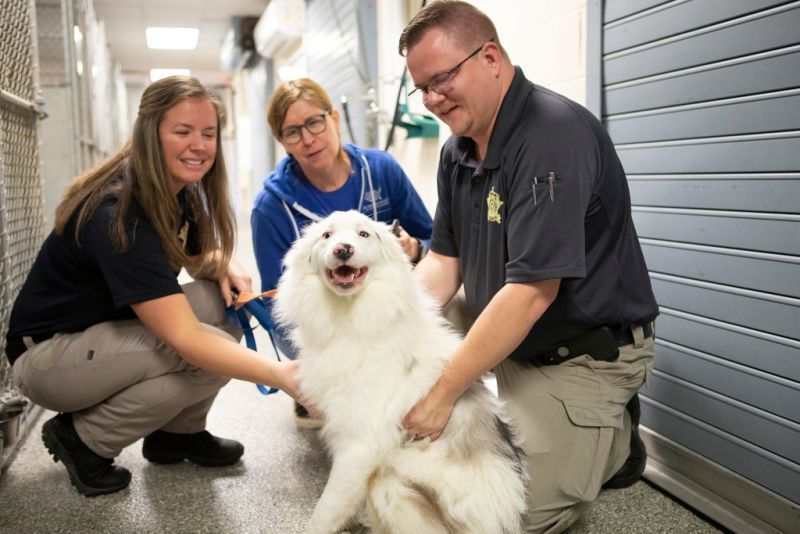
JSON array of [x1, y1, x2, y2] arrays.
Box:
[[603, 393, 647, 489], [42, 413, 131, 497], [142, 429, 244, 467]]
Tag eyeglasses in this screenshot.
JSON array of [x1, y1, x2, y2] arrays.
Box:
[[280, 112, 330, 144], [409, 38, 495, 97]]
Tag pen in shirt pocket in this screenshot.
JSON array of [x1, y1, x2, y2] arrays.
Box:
[[532, 171, 559, 204]]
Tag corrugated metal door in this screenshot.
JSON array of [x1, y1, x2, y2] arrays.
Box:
[[588, 1, 800, 532], [304, 0, 378, 147]]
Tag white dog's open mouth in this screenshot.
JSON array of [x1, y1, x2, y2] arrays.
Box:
[[326, 265, 369, 289]]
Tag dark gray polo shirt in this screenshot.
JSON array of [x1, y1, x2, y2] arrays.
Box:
[[431, 67, 658, 361]]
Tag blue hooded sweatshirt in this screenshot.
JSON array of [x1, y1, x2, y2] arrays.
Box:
[[251, 144, 433, 357]]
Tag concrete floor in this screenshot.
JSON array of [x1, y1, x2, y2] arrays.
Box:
[[0, 225, 728, 533], [0, 379, 727, 534]]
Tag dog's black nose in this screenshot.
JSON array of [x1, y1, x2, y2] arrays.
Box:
[[333, 243, 354, 260]]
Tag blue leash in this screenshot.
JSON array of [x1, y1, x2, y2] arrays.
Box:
[[231, 290, 281, 396]]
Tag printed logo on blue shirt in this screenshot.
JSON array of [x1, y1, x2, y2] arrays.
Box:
[[364, 188, 383, 204], [362, 187, 391, 216]]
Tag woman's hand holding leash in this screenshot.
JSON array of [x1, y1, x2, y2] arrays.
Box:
[[219, 257, 253, 307]]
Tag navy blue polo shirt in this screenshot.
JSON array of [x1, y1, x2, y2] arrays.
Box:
[[431, 67, 658, 360], [6, 187, 200, 364]]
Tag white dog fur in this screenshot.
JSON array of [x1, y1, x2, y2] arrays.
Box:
[[275, 210, 527, 534]]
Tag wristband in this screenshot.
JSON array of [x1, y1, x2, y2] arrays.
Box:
[[411, 239, 427, 264]]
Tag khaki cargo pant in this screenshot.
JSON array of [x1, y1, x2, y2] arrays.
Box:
[[12, 280, 240, 459], [494, 330, 654, 534]]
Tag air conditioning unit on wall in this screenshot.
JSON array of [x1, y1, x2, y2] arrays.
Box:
[[254, 0, 305, 58]]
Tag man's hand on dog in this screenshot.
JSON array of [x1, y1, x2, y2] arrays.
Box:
[[402, 382, 456, 442]]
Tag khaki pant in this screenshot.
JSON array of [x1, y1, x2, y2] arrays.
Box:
[[12, 280, 240, 459], [494, 331, 654, 534]]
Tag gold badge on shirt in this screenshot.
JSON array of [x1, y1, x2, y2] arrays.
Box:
[[487, 187, 504, 224]]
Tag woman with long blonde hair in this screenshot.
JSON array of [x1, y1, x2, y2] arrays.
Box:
[[6, 76, 301, 497]]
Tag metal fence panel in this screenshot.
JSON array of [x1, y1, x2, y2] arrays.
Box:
[[1, 0, 46, 469]]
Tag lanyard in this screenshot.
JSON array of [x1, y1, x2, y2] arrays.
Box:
[[232, 290, 281, 396]]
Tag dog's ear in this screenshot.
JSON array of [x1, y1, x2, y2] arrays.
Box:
[[284, 220, 322, 271], [370, 219, 407, 263]]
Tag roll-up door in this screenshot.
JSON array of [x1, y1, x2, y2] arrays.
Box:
[[304, 0, 378, 147], [588, 2, 800, 532]]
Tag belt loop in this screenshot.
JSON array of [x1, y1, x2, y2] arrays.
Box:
[[22, 336, 36, 349], [631, 325, 644, 349]]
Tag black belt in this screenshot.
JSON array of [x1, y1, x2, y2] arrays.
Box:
[[531, 322, 654, 366], [5, 333, 54, 363]]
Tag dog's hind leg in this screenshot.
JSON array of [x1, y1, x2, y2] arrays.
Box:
[[366, 469, 454, 534], [307, 450, 377, 534]]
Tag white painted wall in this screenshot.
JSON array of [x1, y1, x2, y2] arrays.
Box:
[[377, 0, 587, 212], [478, 0, 587, 104]]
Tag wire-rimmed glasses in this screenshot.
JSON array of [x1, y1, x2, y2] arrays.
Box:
[[408, 38, 495, 97], [280, 111, 330, 144]]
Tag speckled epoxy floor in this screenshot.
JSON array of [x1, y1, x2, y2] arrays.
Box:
[[0, 378, 725, 533]]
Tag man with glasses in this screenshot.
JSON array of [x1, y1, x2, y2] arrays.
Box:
[[398, 1, 658, 532]]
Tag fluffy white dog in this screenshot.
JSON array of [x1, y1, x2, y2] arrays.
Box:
[[275, 210, 527, 534]]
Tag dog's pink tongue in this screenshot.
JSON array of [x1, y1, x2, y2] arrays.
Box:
[[335, 272, 356, 283], [333, 266, 356, 284]]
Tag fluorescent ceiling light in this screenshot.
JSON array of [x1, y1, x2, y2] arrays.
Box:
[[150, 68, 191, 82], [146, 27, 199, 50], [278, 65, 308, 81]]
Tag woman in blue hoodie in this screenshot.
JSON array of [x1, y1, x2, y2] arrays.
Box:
[[251, 78, 433, 426]]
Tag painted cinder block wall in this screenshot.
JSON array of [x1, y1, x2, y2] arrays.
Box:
[[378, 0, 587, 212]]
